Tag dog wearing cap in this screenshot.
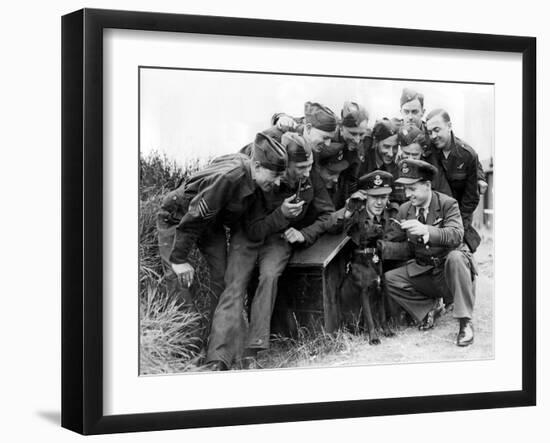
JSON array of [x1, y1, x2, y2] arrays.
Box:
[[338, 170, 396, 344]]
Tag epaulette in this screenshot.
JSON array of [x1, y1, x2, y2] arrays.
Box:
[[454, 136, 478, 158]]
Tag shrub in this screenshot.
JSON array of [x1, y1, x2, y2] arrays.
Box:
[[139, 151, 214, 374], [139, 150, 184, 201]]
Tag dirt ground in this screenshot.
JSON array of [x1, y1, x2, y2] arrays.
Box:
[[260, 236, 494, 369]]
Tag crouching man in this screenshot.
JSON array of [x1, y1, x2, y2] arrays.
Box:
[[379, 159, 477, 347], [157, 133, 287, 336], [337, 170, 396, 344], [206, 132, 334, 370]]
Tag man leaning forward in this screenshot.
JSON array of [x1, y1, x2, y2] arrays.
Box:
[[206, 132, 334, 370]]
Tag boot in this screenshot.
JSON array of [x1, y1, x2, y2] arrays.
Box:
[[457, 318, 474, 347]]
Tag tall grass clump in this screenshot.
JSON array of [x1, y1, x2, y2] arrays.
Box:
[[139, 150, 213, 374], [140, 282, 204, 374]]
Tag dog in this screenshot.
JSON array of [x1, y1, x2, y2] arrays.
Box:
[[336, 172, 399, 344], [339, 244, 395, 345]]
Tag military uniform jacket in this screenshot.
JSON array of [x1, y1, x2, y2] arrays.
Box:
[[379, 191, 464, 277], [332, 131, 370, 202], [326, 184, 346, 210], [245, 169, 335, 246], [421, 123, 486, 185], [316, 139, 365, 210], [158, 154, 257, 264], [429, 133, 480, 225], [400, 121, 474, 197], [418, 152, 453, 198]]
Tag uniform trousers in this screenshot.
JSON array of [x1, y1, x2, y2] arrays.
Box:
[[157, 219, 226, 326], [206, 231, 292, 366], [384, 250, 476, 323]]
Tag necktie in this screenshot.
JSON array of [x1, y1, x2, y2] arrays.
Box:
[[418, 207, 426, 224]]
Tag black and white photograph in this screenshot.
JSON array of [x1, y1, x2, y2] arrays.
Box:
[[1, 0, 545, 439], [138, 67, 494, 374]]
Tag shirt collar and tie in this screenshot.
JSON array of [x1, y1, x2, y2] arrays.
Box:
[[415, 192, 432, 223]]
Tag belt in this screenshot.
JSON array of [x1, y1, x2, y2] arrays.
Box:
[[416, 256, 446, 267], [353, 247, 377, 255]]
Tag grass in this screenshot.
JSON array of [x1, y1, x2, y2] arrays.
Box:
[[140, 281, 204, 374], [264, 328, 355, 369], [139, 151, 213, 374]]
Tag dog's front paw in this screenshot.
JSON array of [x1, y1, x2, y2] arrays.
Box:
[[383, 328, 395, 337], [369, 335, 381, 345]]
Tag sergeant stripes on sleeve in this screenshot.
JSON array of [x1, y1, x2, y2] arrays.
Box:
[[197, 198, 215, 220]]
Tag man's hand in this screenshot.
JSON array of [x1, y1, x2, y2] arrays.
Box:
[[281, 194, 305, 218], [171, 262, 195, 288], [400, 219, 429, 237], [283, 228, 305, 244], [276, 115, 298, 132], [349, 190, 368, 200], [478, 180, 488, 195]]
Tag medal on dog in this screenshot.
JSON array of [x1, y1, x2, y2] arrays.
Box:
[[345, 261, 352, 274]]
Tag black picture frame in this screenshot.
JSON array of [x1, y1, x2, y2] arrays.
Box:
[[61, 8, 536, 435]]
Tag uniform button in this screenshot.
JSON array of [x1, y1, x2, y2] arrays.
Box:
[[173, 196, 177, 200], [425, 245, 430, 249]]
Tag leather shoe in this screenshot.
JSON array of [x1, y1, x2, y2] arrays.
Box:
[[204, 360, 229, 371], [457, 318, 474, 346]]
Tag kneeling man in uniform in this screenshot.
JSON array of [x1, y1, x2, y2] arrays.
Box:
[[379, 159, 476, 346]]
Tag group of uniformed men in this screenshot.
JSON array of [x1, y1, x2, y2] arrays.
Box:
[[156, 87, 486, 371]]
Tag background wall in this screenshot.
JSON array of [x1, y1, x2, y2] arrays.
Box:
[[0, 1, 545, 441], [140, 69, 494, 163]]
